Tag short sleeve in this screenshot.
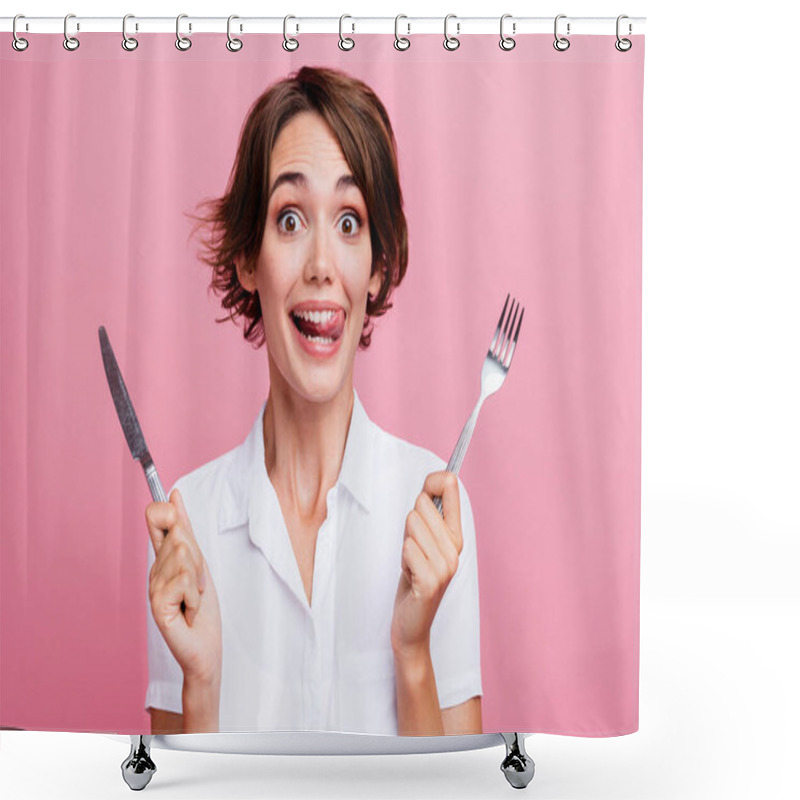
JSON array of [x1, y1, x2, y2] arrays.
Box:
[[428, 477, 483, 710], [144, 484, 184, 716]]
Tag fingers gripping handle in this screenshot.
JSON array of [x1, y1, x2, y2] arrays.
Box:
[[144, 461, 186, 614]]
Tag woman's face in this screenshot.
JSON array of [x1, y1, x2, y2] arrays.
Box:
[[237, 111, 381, 403]]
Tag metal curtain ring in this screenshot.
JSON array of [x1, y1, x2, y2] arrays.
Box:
[[283, 15, 299, 51], [339, 15, 354, 51], [394, 14, 410, 51], [443, 14, 460, 51], [176, 14, 192, 51], [227, 15, 243, 52], [122, 14, 138, 51], [616, 14, 632, 51], [63, 13, 80, 51], [553, 14, 570, 51], [12, 14, 29, 52], [499, 14, 516, 51]]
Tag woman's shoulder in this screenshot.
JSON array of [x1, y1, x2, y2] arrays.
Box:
[[370, 421, 446, 476], [370, 424, 473, 499], [169, 445, 239, 513], [368, 421, 475, 516], [171, 401, 266, 511], [372, 428, 476, 549]]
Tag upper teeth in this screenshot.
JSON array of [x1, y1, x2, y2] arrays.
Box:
[[293, 309, 336, 324]]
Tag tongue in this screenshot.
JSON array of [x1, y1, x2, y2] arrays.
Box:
[[296, 310, 344, 340]]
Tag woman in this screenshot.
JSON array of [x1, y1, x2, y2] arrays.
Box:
[[144, 67, 482, 736]]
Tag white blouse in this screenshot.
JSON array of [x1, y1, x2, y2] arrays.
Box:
[[145, 388, 482, 735]]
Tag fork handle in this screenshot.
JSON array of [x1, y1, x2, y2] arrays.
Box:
[[433, 398, 484, 515]]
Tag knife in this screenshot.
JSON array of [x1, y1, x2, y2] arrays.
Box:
[[99, 325, 187, 613], [99, 325, 168, 504]]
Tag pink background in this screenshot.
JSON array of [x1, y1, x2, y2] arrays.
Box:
[[0, 34, 643, 735]]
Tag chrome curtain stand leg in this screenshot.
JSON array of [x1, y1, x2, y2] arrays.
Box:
[[500, 732, 535, 789], [121, 735, 157, 790]]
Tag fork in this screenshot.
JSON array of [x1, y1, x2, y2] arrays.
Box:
[[433, 293, 524, 515]]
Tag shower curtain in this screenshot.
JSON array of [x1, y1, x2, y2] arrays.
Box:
[[0, 28, 644, 737]]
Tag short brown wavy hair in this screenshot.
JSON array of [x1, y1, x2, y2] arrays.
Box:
[[193, 66, 408, 349]]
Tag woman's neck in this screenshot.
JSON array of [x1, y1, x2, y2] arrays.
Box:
[[262, 372, 354, 523]]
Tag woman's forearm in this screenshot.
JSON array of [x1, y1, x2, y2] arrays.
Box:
[[182, 674, 221, 733], [394, 643, 444, 736]]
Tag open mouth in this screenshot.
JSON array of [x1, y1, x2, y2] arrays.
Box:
[[290, 308, 345, 345]]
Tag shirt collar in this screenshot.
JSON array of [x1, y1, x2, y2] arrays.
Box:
[[337, 387, 375, 513], [218, 387, 375, 534]]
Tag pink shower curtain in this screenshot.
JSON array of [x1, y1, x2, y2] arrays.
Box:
[[1, 31, 643, 736]]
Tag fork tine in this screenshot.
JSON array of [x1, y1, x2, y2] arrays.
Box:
[[498, 299, 519, 364], [490, 293, 510, 354], [503, 305, 524, 369]]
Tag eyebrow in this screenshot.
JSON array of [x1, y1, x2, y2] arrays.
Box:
[[268, 171, 358, 198]]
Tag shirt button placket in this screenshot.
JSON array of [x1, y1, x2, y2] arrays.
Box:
[[305, 631, 315, 729], [311, 491, 335, 730]]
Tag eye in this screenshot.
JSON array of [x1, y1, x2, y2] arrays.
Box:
[[338, 212, 361, 236], [277, 210, 302, 234]]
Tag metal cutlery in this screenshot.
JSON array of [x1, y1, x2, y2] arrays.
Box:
[[99, 326, 184, 612], [434, 293, 524, 514], [99, 326, 169, 505]]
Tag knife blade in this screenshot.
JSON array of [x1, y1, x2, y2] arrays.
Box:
[[99, 325, 167, 504], [100, 326, 185, 616]]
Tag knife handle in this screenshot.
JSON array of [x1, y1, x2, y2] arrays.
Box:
[[144, 462, 168, 504]]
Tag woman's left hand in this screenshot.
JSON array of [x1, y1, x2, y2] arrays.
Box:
[[391, 471, 463, 661]]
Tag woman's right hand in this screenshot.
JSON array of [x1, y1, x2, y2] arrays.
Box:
[[146, 489, 222, 688]]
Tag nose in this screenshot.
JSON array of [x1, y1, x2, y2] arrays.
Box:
[[304, 224, 336, 285]]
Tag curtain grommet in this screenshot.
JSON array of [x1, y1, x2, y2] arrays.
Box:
[[443, 14, 460, 51], [499, 14, 516, 51], [121, 14, 138, 51], [553, 14, 570, 51], [226, 14, 243, 52], [615, 15, 632, 51], [394, 14, 410, 51], [283, 15, 299, 51], [339, 15, 355, 51], [12, 14, 29, 52], [63, 13, 80, 51], [175, 13, 192, 51]]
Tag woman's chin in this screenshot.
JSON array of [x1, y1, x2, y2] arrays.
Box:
[[268, 325, 357, 403], [291, 379, 351, 407], [287, 345, 356, 401]]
